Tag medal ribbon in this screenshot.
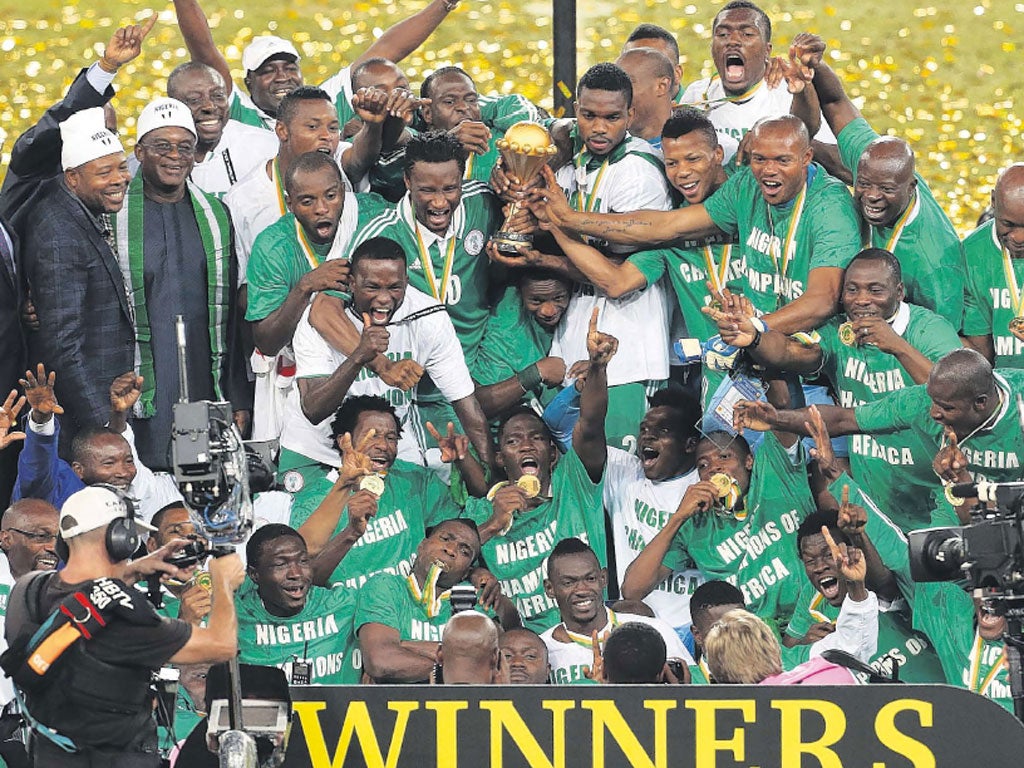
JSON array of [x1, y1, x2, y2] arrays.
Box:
[[294, 218, 322, 271], [1002, 245, 1024, 319], [703, 244, 732, 294], [693, 74, 765, 110], [414, 227, 457, 304], [968, 632, 1006, 696], [562, 608, 619, 648], [406, 562, 451, 619], [271, 159, 287, 216], [867, 191, 919, 252], [572, 154, 610, 213], [463, 152, 475, 180], [768, 183, 808, 299], [807, 591, 831, 624]]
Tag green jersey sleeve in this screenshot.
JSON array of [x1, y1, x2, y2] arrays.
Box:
[[478, 93, 543, 132], [245, 218, 299, 321], [354, 574, 407, 633], [702, 170, 749, 239], [836, 118, 880, 178], [806, 180, 861, 271], [854, 385, 929, 434], [627, 249, 666, 288], [785, 580, 819, 639], [906, 307, 963, 361]]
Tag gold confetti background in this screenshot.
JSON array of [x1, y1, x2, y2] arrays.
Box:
[[0, 0, 1020, 233]]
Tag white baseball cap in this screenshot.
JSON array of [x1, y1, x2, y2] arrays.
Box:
[[59, 486, 156, 540], [136, 97, 197, 141], [59, 107, 124, 171], [242, 36, 301, 73]]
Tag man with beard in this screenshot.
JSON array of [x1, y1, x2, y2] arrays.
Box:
[[236, 524, 357, 684], [114, 97, 245, 469], [290, 395, 460, 589], [0, 498, 58, 705], [532, 113, 859, 335], [166, 62, 278, 195], [607, 389, 705, 641], [539, 538, 691, 685], [21, 108, 134, 449], [174, 0, 461, 130], [460, 308, 615, 631], [13, 367, 181, 522], [788, 36, 965, 327], [244, 151, 388, 439], [678, 1, 844, 180], [622, 423, 815, 631], [473, 269, 572, 421], [732, 348, 1024, 524], [707, 249, 961, 531], [279, 237, 490, 499], [963, 163, 1024, 369], [353, 518, 486, 683]]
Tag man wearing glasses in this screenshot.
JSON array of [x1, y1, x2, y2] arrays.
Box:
[[116, 96, 249, 467]]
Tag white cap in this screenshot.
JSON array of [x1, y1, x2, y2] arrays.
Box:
[[59, 486, 156, 540], [59, 107, 124, 171], [242, 35, 300, 73], [136, 97, 197, 141]]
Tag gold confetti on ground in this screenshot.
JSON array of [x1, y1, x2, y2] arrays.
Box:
[[1, 0, 1019, 232]]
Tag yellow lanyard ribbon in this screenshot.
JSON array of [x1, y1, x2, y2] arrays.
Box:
[[573, 155, 610, 213], [1002, 244, 1024, 319], [414, 226, 457, 304], [694, 74, 765, 110], [463, 152, 475, 180], [562, 609, 618, 648], [703, 243, 732, 294], [807, 591, 831, 624], [868, 191, 919, 252], [294, 218, 322, 271], [271, 159, 287, 217], [406, 562, 451, 619], [767, 183, 808, 299], [968, 632, 1006, 696]]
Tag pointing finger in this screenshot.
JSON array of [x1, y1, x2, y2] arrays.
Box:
[[841, 484, 849, 508], [355, 427, 377, 454], [362, 312, 372, 329], [588, 306, 600, 335]]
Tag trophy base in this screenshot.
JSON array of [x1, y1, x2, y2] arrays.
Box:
[[491, 231, 533, 254]]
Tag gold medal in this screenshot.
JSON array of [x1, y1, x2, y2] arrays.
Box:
[[359, 474, 386, 497], [192, 570, 212, 593], [1010, 317, 1024, 341], [943, 483, 965, 507], [838, 321, 856, 347], [516, 474, 541, 498], [709, 473, 733, 498]]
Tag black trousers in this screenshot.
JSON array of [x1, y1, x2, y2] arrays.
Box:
[[29, 729, 162, 768]]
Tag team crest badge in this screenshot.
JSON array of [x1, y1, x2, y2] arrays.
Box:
[[465, 229, 485, 256], [283, 470, 305, 493]]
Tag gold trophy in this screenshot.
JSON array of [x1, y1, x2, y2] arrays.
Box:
[[491, 121, 559, 253]]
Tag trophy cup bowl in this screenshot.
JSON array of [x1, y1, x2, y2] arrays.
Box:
[[491, 121, 559, 253]]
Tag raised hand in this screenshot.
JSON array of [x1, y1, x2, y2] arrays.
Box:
[[701, 286, 758, 347], [336, 430, 375, 488], [449, 120, 491, 156], [837, 484, 867, 536], [352, 86, 391, 125], [806, 404, 842, 483], [527, 165, 572, 230], [20, 363, 63, 419], [426, 420, 469, 463], [674, 481, 721, 522], [0, 390, 27, 450], [489, 484, 529, 536], [110, 371, 144, 414], [790, 32, 827, 70], [582, 630, 605, 682], [822, 525, 867, 586], [351, 313, 391, 366], [345, 490, 379, 538], [102, 13, 158, 70], [849, 316, 904, 354], [933, 426, 970, 484], [378, 358, 424, 391], [299, 259, 351, 294], [384, 88, 423, 123], [586, 307, 618, 366], [732, 399, 776, 434]]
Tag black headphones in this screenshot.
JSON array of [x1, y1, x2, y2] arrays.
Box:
[[55, 485, 142, 563]]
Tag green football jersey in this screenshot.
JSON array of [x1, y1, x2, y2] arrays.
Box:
[[236, 578, 357, 685], [819, 302, 962, 532], [663, 431, 815, 627], [855, 369, 1024, 486], [288, 459, 461, 589], [245, 198, 389, 322], [228, 67, 356, 129], [963, 220, 1024, 369], [703, 164, 860, 318], [461, 449, 605, 632], [349, 181, 503, 368], [838, 118, 966, 328]]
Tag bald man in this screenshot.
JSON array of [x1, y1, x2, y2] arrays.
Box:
[[536, 114, 860, 334], [614, 48, 677, 154], [437, 612, 502, 684], [0, 498, 58, 704], [733, 348, 1024, 525], [790, 35, 965, 328], [622, 24, 684, 103], [963, 163, 1024, 369]]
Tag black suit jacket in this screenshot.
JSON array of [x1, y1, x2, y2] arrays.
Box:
[[22, 181, 134, 438], [0, 218, 25, 395], [0, 67, 114, 232]]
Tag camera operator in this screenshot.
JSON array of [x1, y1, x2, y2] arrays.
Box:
[[4, 485, 244, 767]]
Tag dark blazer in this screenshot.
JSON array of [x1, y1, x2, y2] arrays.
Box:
[[0, 218, 25, 396], [0, 67, 114, 231], [21, 181, 134, 440]]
